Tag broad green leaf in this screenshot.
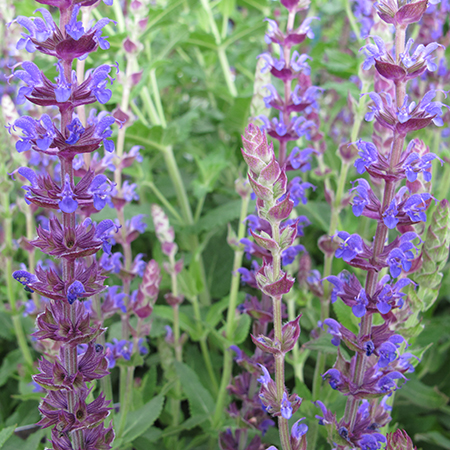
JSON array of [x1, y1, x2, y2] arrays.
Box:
[[223, 96, 253, 134], [233, 313, 251, 344], [296, 201, 331, 233], [153, 305, 199, 340], [0, 350, 23, 387], [0, 426, 15, 449], [119, 395, 165, 445], [132, 428, 163, 450], [398, 377, 449, 409], [174, 362, 215, 419], [415, 431, 450, 449], [196, 199, 248, 232], [205, 296, 230, 328]]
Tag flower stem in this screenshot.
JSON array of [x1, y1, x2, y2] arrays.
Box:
[[162, 145, 211, 305], [199, 0, 237, 97], [213, 192, 250, 426], [344, 23, 407, 431]]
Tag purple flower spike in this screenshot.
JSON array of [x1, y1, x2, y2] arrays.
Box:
[[67, 280, 85, 304], [88, 174, 113, 210], [359, 433, 386, 450]]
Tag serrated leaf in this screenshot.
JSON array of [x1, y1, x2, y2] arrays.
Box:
[[0, 426, 15, 449], [174, 361, 215, 420], [118, 395, 165, 445]]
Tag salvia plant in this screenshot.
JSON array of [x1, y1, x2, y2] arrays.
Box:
[[1, 0, 450, 449]]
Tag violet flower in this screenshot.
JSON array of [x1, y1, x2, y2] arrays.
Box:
[[317, 1, 444, 448], [10, 1, 117, 448]]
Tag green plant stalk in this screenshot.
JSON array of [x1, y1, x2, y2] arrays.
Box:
[[168, 253, 183, 428], [142, 181, 183, 223], [150, 69, 167, 128], [2, 193, 34, 370], [199, 0, 237, 97], [271, 222, 292, 450], [141, 87, 161, 126], [162, 146, 211, 305], [190, 292, 219, 393], [213, 192, 250, 426]]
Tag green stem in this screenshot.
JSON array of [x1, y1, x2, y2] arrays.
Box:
[[162, 146, 211, 305], [2, 184, 34, 371], [112, 0, 125, 33], [199, 0, 237, 97], [191, 293, 219, 393], [274, 297, 292, 450], [150, 69, 167, 128], [213, 192, 250, 426], [141, 86, 161, 125], [142, 181, 183, 223]]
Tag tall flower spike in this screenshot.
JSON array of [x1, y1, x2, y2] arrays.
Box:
[[11, 1, 116, 448]]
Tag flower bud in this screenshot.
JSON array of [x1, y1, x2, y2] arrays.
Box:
[[386, 429, 416, 450]]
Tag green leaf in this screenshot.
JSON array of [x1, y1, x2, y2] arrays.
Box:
[[0, 350, 23, 387], [233, 313, 251, 345], [296, 201, 331, 233], [119, 395, 165, 445], [223, 96, 252, 134], [332, 298, 359, 335], [153, 305, 199, 340], [415, 431, 450, 449], [304, 335, 339, 354], [132, 428, 163, 450], [196, 199, 247, 233], [205, 296, 230, 329], [174, 362, 215, 419], [398, 377, 449, 409], [0, 426, 15, 449]]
